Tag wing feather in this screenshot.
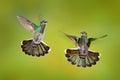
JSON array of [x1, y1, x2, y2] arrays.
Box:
[[87, 34, 107, 47], [65, 33, 79, 46], [17, 16, 35, 32]]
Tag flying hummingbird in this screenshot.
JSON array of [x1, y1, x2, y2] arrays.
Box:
[[17, 16, 50, 57], [65, 32, 107, 67]]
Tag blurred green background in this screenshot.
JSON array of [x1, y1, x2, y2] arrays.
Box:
[[0, 0, 120, 80]]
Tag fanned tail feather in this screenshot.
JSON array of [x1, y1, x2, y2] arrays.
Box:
[[65, 49, 100, 67], [86, 51, 99, 65], [21, 39, 50, 57]]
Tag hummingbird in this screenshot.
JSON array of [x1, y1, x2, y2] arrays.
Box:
[[65, 32, 107, 67], [17, 16, 50, 57]]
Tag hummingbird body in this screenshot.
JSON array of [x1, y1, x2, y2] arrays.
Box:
[[32, 21, 46, 44], [17, 16, 50, 57], [78, 36, 89, 58], [65, 32, 107, 67]]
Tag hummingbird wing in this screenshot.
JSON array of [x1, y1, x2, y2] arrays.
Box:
[[87, 38, 96, 47], [64, 33, 79, 46], [87, 34, 107, 47], [17, 16, 39, 33]]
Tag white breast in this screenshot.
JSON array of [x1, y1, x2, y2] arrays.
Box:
[[33, 33, 44, 44], [78, 45, 88, 55]]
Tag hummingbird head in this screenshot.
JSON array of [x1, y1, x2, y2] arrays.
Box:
[[40, 20, 47, 26], [80, 31, 87, 37]]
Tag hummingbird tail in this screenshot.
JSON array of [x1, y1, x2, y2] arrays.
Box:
[[21, 39, 50, 57], [85, 51, 100, 67], [65, 49, 100, 67]]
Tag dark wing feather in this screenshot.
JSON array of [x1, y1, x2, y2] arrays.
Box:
[[65, 33, 79, 46], [87, 35, 107, 47], [87, 38, 96, 47]]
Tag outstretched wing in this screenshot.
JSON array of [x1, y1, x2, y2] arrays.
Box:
[[17, 16, 39, 33], [64, 33, 79, 46], [87, 34, 107, 47]]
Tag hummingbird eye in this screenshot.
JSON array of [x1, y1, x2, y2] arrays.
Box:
[[40, 20, 47, 24], [80, 32, 87, 36]]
